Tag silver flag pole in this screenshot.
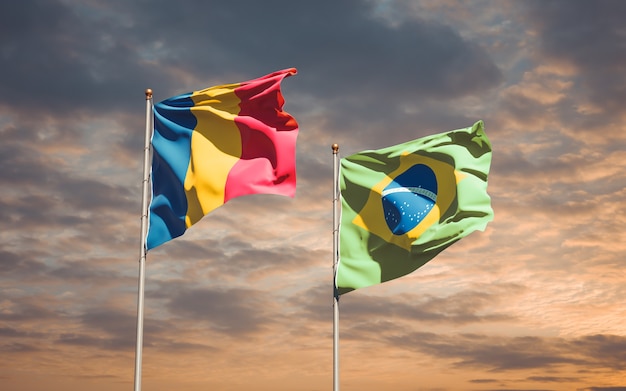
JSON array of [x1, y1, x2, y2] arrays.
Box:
[[134, 88, 153, 391], [332, 143, 340, 391]]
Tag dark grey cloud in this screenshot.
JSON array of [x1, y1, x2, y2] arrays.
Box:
[[0, 250, 48, 277], [57, 332, 127, 350], [115, 0, 502, 97], [0, 326, 45, 339], [582, 388, 626, 391], [526, 376, 580, 383], [571, 334, 626, 370], [470, 378, 500, 384], [153, 236, 226, 260], [0, 127, 139, 254], [149, 226, 327, 283], [290, 285, 516, 329], [294, 153, 334, 200], [54, 307, 219, 354], [519, 0, 626, 121], [48, 261, 126, 283], [0, 342, 42, 353], [342, 290, 512, 325], [0, 141, 135, 211], [0, 0, 501, 125], [521, 0, 626, 71], [65, 308, 193, 352], [214, 238, 325, 276], [0, 0, 160, 115], [284, 283, 333, 324], [498, 92, 554, 126], [160, 285, 275, 335], [0, 299, 58, 322], [384, 332, 626, 373], [0, 142, 62, 186], [476, 389, 553, 391], [80, 308, 137, 338]]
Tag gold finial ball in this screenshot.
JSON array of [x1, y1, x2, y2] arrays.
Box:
[[332, 143, 339, 152], [145, 88, 153, 98]]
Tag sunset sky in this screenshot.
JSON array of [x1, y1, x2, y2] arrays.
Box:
[[1, 1, 626, 391]]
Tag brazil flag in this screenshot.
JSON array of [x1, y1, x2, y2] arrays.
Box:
[[337, 121, 493, 294]]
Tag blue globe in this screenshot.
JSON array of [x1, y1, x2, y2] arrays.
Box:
[[381, 164, 438, 235]]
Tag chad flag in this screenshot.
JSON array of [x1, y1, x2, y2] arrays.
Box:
[[337, 121, 493, 294], [147, 69, 299, 250]]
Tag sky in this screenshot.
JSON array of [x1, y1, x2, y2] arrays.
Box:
[[1, 1, 625, 390]]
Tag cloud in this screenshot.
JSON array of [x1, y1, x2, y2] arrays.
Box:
[[519, 1, 626, 122], [1, 1, 625, 390], [161, 285, 276, 336], [339, 289, 514, 326], [0, 0, 162, 115], [384, 331, 626, 373], [0, 0, 501, 127]]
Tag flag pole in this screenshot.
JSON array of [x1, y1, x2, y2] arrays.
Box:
[[332, 143, 340, 391], [134, 88, 153, 391]]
